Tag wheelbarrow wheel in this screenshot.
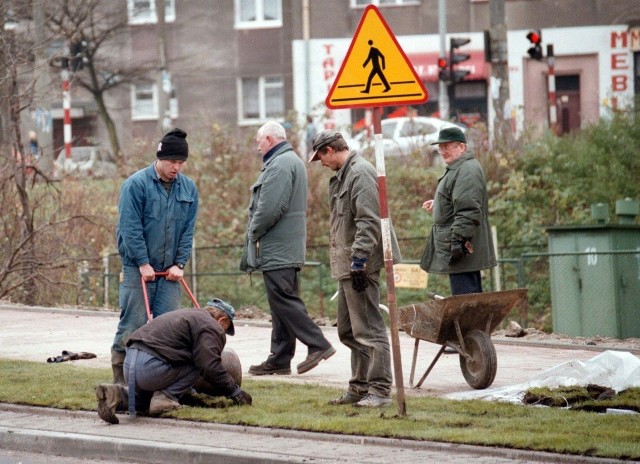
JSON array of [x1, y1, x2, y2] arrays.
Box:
[[459, 329, 497, 389]]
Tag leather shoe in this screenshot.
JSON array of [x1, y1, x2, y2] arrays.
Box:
[[297, 346, 336, 374], [248, 361, 291, 376]]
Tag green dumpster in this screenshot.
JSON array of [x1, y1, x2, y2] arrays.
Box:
[[546, 200, 640, 338]]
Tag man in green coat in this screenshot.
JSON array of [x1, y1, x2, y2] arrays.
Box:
[[309, 130, 401, 408], [240, 121, 335, 376], [420, 127, 496, 295]]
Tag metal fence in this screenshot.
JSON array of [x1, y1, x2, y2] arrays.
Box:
[[77, 241, 638, 336]]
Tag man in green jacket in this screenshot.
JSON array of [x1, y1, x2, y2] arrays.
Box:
[[420, 127, 496, 295], [309, 130, 401, 408], [240, 121, 335, 376]]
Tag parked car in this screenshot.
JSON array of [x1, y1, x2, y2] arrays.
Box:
[[346, 117, 467, 164], [55, 146, 117, 179]]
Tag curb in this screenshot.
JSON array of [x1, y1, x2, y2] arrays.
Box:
[[0, 404, 629, 464]]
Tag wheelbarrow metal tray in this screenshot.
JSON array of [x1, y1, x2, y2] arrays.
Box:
[[399, 289, 528, 345]]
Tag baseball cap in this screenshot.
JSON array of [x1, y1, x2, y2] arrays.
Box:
[[206, 298, 236, 336]]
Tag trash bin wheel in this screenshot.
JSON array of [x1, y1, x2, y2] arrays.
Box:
[[459, 329, 497, 389]]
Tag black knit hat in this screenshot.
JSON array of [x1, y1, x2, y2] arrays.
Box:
[[157, 128, 188, 160]]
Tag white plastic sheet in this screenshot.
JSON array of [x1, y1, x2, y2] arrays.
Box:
[[447, 350, 640, 403]]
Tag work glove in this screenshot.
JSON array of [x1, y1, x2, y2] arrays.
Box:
[[449, 240, 470, 265], [231, 388, 253, 406], [350, 257, 369, 293]]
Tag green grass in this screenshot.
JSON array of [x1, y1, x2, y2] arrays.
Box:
[[1, 359, 639, 460]]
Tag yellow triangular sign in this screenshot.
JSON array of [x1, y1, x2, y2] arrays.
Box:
[[326, 5, 428, 110]]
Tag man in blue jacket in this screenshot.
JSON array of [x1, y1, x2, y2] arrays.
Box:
[[111, 128, 199, 384], [240, 121, 335, 376]]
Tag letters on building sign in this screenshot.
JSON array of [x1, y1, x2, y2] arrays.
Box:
[[610, 29, 639, 92]]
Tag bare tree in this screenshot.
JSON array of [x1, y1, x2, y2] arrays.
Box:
[[46, 0, 154, 163], [0, 2, 112, 305]]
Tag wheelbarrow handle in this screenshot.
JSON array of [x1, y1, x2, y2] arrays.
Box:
[[141, 271, 201, 322]]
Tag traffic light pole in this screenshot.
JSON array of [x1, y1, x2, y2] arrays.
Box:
[[437, 0, 449, 119], [547, 44, 558, 134], [489, 0, 512, 147]]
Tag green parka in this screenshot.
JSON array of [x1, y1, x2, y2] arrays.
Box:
[[240, 142, 307, 272], [420, 152, 496, 274]]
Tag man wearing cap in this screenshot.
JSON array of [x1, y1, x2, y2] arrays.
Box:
[[240, 121, 335, 376], [111, 128, 199, 385], [96, 298, 252, 424], [309, 130, 401, 408], [420, 126, 496, 297]]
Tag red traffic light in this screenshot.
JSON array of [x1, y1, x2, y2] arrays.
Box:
[[527, 30, 541, 45], [437, 57, 447, 69]]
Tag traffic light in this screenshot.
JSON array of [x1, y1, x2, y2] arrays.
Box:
[[69, 39, 87, 72], [437, 57, 448, 81], [449, 37, 471, 83], [526, 30, 543, 60]]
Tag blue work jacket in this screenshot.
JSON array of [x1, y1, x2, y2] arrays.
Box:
[[117, 163, 198, 271]]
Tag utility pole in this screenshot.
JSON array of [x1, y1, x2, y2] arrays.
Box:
[[437, 0, 449, 120], [302, 0, 311, 115], [33, 0, 55, 175], [156, 0, 171, 133], [489, 0, 512, 147]]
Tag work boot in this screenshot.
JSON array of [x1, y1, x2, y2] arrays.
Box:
[[111, 348, 126, 385], [148, 391, 181, 416], [328, 391, 365, 405], [96, 383, 128, 424]]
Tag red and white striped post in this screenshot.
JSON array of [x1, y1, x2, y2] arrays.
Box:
[[62, 69, 72, 159], [372, 107, 406, 416], [547, 44, 557, 135]]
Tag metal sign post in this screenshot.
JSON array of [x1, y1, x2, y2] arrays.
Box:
[[372, 106, 406, 415]]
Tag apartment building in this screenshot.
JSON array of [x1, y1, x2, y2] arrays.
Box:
[[42, 0, 640, 155]]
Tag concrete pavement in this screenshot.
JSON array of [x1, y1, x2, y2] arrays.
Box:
[[0, 303, 636, 463]]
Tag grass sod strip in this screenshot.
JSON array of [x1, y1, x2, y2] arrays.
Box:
[[0, 359, 638, 460]]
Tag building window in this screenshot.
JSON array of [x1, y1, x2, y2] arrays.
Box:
[[234, 0, 282, 29], [127, 0, 175, 25], [238, 76, 284, 124], [131, 83, 178, 121], [351, 0, 420, 7]]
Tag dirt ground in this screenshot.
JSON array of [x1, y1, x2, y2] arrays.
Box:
[[492, 327, 640, 351]]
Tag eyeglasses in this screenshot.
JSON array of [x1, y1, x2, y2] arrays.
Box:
[[437, 142, 463, 151]]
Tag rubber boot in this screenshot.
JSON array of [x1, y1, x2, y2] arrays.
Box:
[[111, 348, 126, 385], [96, 383, 128, 424]]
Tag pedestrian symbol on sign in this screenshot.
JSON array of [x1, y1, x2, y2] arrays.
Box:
[[361, 40, 391, 94]]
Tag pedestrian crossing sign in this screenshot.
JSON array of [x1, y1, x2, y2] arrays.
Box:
[[325, 5, 428, 110]]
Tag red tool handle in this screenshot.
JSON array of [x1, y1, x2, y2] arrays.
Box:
[[141, 271, 200, 322]]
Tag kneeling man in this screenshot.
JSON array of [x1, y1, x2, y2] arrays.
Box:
[[96, 298, 252, 424]]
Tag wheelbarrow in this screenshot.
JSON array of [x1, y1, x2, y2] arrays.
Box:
[[141, 271, 242, 387], [398, 289, 528, 390]]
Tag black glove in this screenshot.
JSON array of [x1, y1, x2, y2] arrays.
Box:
[[231, 389, 252, 406], [350, 257, 369, 293], [449, 240, 469, 265]]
